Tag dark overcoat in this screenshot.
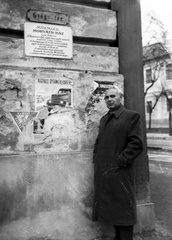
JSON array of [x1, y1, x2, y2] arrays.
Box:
[[92, 104, 143, 226]]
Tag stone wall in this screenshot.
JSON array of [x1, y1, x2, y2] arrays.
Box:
[[0, 152, 116, 240], [0, 0, 124, 239], [0, 0, 122, 155]]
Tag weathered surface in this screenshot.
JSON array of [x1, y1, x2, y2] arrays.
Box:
[[0, 37, 119, 72], [0, 0, 117, 40], [0, 152, 114, 240], [0, 66, 123, 154]]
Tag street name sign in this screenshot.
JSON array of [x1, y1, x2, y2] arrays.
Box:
[[26, 9, 69, 25]]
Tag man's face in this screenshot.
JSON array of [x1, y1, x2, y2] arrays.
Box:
[[104, 89, 121, 110]]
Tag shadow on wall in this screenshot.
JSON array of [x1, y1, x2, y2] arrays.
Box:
[[0, 179, 27, 224]]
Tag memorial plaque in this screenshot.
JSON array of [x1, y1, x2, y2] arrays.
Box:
[[24, 22, 73, 59]]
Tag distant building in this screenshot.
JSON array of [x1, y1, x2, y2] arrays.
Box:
[[143, 41, 172, 130]]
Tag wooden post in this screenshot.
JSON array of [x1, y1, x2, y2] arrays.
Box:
[[169, 99, 172, 136], [111, 0, 150, 203], [111, 0, 155, 232]]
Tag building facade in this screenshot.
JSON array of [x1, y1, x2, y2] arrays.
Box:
[[143, 42, 172, 130]]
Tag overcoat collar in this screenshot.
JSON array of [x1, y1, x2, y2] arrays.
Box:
[[102, 104, 125, 128], [107, 104, 125, 119]]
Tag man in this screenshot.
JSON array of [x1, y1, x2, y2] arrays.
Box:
[[92, 87, 143, 240]]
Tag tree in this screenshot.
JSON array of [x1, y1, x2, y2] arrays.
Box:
[[142, 11, 172, 133], [143, 42, 171, 130], [142, 10, 168, 47], [161, 86, 172, 136]]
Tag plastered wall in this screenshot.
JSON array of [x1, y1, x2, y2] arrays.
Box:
[[0, 0, 123, 154], [0, 1, 124, 239]]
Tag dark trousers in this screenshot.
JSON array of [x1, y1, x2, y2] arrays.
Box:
[[114, 225, 133, 240]]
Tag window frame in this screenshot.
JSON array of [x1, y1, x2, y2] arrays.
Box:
[[146, 68, 152, 83], [166, 63, 172, 80], [146, 100, 152, 114]]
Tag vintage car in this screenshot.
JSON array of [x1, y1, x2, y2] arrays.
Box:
[[46, 89, 71, 107]]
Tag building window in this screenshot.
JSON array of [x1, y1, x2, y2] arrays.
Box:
[[166, 63, 172, 80], [146, 101, 152, 113], [167, 100, 170, 112], [146, 69, 152, 83]]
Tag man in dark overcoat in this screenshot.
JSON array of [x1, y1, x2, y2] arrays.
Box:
[[92, 87, 143, 240]]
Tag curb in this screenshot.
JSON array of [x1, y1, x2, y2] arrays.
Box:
[[148, 147, 172, 153], [147, 134, 172, 140]]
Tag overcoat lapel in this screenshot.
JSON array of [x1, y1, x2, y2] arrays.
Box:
[[102, 104, 125, 128]]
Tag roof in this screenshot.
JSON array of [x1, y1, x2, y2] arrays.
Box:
[[143, 42, 170, 62]]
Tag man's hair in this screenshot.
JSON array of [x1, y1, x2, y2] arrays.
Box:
[[106, 86, 124, 98]]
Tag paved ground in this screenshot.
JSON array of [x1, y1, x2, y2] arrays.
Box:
[[133, 149, 172, 240], [147, 133, 172, 151], [138, 133, 172, 239]]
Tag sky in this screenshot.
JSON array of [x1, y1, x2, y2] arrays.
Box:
[[140, 0, 172, 39]]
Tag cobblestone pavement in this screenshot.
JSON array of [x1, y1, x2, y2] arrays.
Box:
[[134, 224, 172, 240], [135, 149, 172, 240]]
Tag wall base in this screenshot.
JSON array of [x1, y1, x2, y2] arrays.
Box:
[[0, 153, 154, 239], [134, 203, 155, 233]]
